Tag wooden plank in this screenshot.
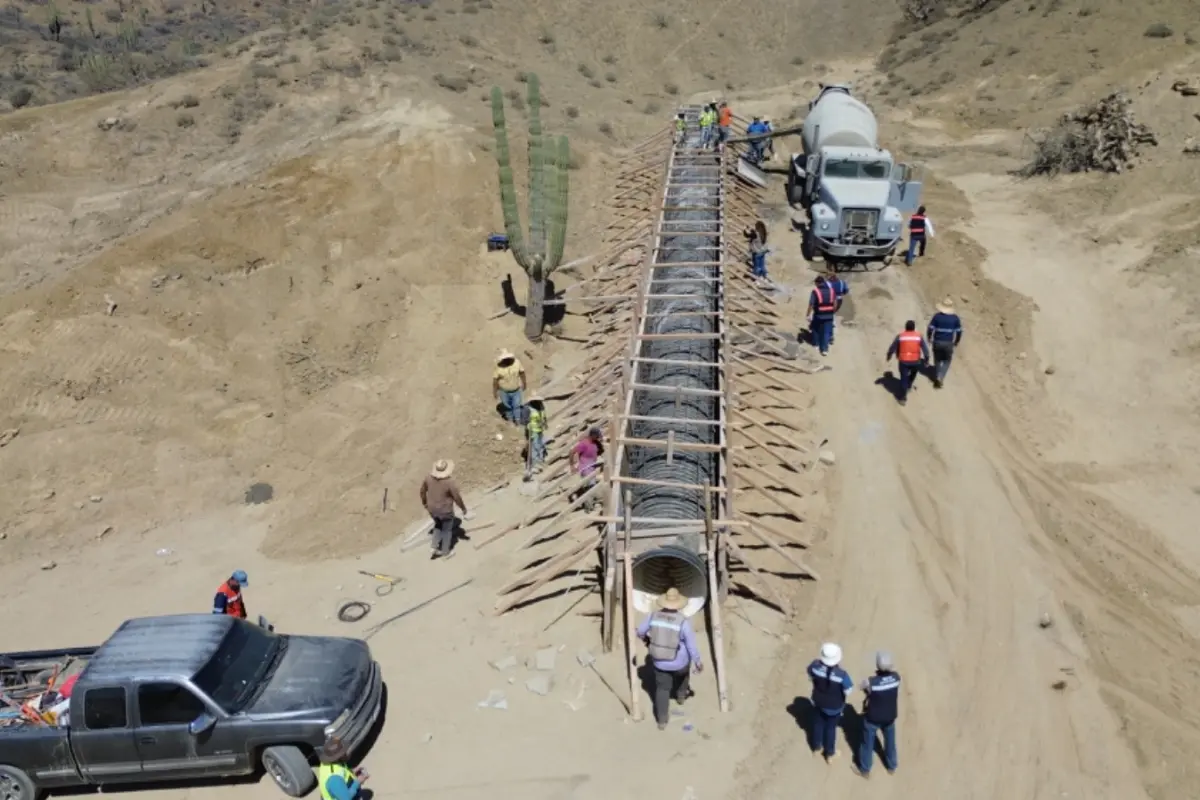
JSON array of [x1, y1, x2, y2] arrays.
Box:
[[630, 381, 722, 397], [622, 492, 643, 722], [744, 523, 820, 580], [704, 490, 731, 712], [725, 537, 791, 615], [612, 475, 728, 494], [622, 413, 722, 426], [734, 355, 810, 395], [494, 538, 598, 616], [618, 435, 725, 454]]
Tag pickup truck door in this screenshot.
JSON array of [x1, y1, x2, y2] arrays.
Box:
[[70, 685, 144, 782], [133, 682, 245, 778]]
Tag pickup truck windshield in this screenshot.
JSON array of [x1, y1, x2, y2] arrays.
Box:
[[823, 159, 892, 179], [192, 623, 280, 714]]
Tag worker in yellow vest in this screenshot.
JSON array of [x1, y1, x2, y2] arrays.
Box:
[[315, 738, 367, 800], [525, 393, 548, 474]]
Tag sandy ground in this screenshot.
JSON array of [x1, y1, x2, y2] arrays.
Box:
[[5, 30, 1200, 800]]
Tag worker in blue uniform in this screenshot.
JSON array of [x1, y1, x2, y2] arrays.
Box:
[[825, 272, 849, 344], [806, 276, 839, 357], [745, 116, 769, 164], [926, 297, 963, 388], [856, 651, 901, 778], [807, 643, 854, 762]]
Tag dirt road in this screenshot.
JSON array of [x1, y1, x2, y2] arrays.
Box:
[[732, 177, 1200, 796]]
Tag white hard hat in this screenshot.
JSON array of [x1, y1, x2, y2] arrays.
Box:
[[819, 642, 842, 667]]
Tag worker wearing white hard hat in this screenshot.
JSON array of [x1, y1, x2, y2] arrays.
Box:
[[807, 643, 855, 762]]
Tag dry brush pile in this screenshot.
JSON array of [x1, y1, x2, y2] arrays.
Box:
[[1019, 92, 1157, 177]]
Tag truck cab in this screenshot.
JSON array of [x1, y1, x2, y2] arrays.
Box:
[[787, 84, 923, 270]]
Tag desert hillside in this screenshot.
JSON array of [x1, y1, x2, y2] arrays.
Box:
[[3, 0, 1200, 798]]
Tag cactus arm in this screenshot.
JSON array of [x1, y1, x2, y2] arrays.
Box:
[[547, 135, 570, 270], [491, 86, 531, 271], [526, 75, 546, 268]]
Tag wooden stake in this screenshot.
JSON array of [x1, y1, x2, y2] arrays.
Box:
[[732, 412, 810, 453], [494, 538, 598, 616], [725, 536, 791, 616], [744, 513, 812, 550], [744, 523, 820, 580], [734, 355, 810, 395], [735, 470, 807, 522]]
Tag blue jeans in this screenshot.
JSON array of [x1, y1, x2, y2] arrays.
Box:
[[529, 431, 546, 466], [810, 316, 834, 354], [811, 708, 842, 756], [498, 389, 523, 423], [905, 234, 926, 266], [898, 362, 920, 400], [751, 252, 767, 278], [860, 719, 897, 773]]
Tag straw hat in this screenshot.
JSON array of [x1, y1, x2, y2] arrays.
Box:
[[527, 392, 544, 404], [936, 297, 955, 314], [657, 587, 687, 611], [819, 642, 843, 667], [496, 349, 515, 363], [430, 459, 455, 479]]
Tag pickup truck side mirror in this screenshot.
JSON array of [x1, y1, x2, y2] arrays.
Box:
[[188, 713, 217, 736]]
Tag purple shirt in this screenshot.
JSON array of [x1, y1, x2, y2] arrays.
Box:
[[573, 439, 599, 476], [637, 613, 702, 672]]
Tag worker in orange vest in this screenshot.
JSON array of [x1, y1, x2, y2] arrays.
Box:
[[717, 102, 733, 150], [885, 321, 930, 406], [212, 570, 249, 618]]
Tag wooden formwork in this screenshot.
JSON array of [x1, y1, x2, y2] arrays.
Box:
[[483, 110, 823, 719]]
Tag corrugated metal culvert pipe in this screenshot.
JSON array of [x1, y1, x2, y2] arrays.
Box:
[[628, 122, 720, 619]]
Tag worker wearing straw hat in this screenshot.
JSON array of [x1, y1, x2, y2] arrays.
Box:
[[807, 642, 854, 762], [492, 349, 527, 425], [926, 297, 963, 389], [637, 587, 703, 730], [419, 459, 468, 560]]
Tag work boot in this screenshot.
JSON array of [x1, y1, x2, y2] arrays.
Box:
[[934, 379, 943, 389], [899, 396, 907, 406], [825, 751, 839, 763], [853, 765, 871, 780], [657, 722, 668, 731]]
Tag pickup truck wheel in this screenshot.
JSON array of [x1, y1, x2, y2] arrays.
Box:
[[262, 746, 316, 798], [0, 765, 40, 800]]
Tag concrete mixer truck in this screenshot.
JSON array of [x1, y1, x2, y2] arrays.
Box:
[[786, 84, 923, 270]]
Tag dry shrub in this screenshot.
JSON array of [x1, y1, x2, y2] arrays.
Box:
[[1018, 92, 1157, 177]]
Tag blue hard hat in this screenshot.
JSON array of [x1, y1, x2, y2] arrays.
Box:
[[231, 570, 249, 586]]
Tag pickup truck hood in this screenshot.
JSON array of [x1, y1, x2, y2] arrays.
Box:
[[819, 177, 892, 210], [248, 636, 371, 717]]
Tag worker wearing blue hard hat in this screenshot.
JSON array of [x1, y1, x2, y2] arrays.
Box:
[[213, 570, 249, 618]]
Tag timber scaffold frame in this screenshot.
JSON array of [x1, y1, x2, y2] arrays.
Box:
[[479, 110, 823, 719]]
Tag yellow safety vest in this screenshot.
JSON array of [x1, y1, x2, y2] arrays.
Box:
[[675, 118, 685, 132], [700, 111, 713, 127], [317, 763, 355, 800], [527, 408, 547, 434]]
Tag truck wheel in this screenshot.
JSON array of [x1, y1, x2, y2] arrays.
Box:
[[800, 228, 815, 262], [0, 765, 41, 800], [262, 746, 316, 798]]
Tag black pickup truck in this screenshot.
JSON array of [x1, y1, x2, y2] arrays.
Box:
[[0, 614, 384, 800]]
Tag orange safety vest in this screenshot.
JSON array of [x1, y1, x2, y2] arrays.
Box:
[[813, 284, 837, 313], [719, 107, 732, 127], [909, 214, 926, 234], [216, 581, 247, 619], [897, 331, 924, 363]]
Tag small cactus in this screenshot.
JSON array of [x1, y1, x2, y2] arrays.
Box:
[[491, 74, 570, 341]]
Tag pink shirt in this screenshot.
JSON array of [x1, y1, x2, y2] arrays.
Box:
[[573, 439, 599, 476]]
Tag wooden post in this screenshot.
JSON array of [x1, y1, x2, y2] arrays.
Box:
[[622, 490, 642, 721], [704, 489, 730, 712]]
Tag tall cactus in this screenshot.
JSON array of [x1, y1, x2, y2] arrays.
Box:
[[491, 74, 570, 341]]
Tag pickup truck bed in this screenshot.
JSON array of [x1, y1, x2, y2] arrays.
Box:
[[0, 648, 93, 728]]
